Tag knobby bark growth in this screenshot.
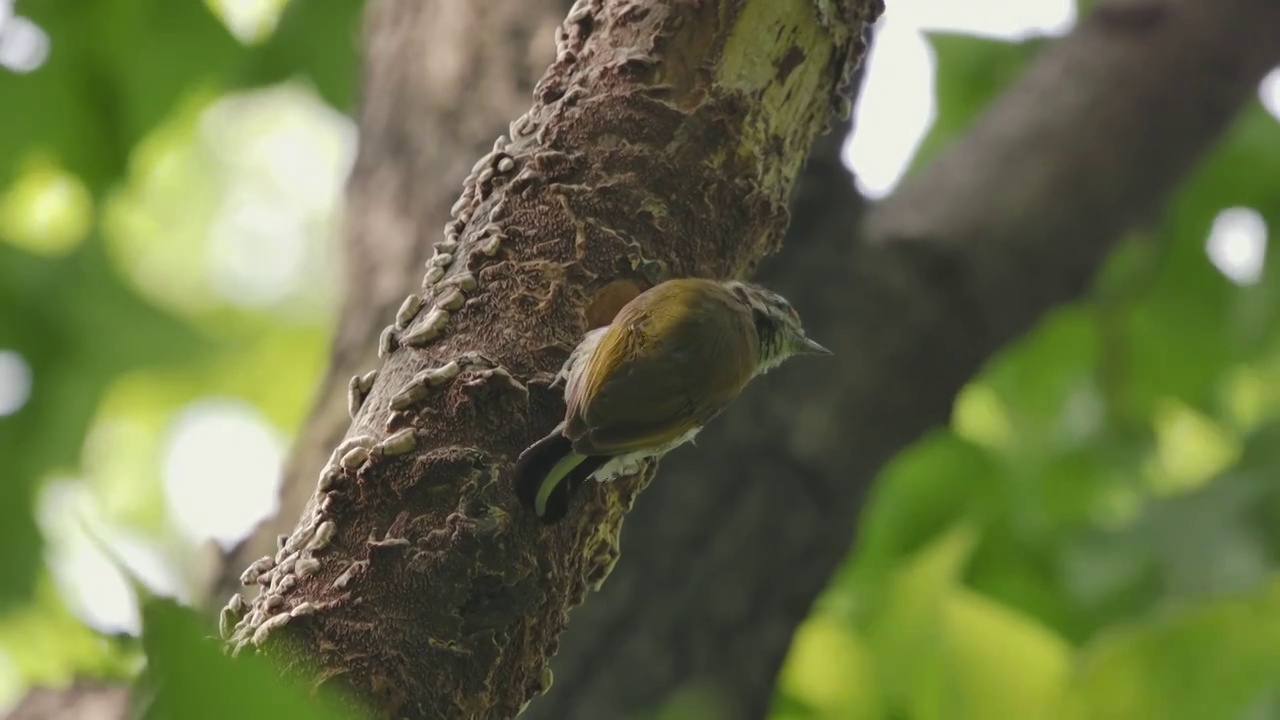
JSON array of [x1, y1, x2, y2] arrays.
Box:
[[220, 0, 881, 717], [214, 0, 578, 598]]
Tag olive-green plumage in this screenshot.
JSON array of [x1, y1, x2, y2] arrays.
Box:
[[566, 279, 758, 454], [512, 277, 828, 523]]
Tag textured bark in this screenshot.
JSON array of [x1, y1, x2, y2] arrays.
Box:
[[219, 0, 878, 718], [214, 0, 576, 604]]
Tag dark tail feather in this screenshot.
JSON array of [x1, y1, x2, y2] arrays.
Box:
[[512, 430, 609, 524], [549, 454, 609, 523], [513, 431, 573, 512]]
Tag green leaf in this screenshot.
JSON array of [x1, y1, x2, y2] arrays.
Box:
[[1120, 105, 1280, 415], [1051, 419, 1280, 655], [136, 596, 354, 720], [0, 576, 137, 693], [844, 432, 1005, 595], [866, 525, 978, 716], [0, 242, 207, 608], [97, 1, 242, 153], [978, 306, 1103, 455], [238, 0, 364, 109], [1146, 399, 1241, 494], [910, 33, 1044, 175], [766, 693, 822, 720], [777, 614, 884, 720], [1233, 421, 1280, 562], [1055, 579, 1280, 720], [1110, 419, 1280, 598], [965, 433, 1156, 644], [2, 0, 241, 190], [942, 587, 1072, 718], [866, 526, 1073, 720], [1121, 262, 1233, 418], [0, 157, 96, 256], [0, 13, 98, 188]]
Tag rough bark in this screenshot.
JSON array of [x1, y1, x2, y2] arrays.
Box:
[[220, 0, 879, 718], [213, 0, 576, 603]]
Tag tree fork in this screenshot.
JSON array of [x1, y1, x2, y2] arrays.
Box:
[[220, 0, 882, 717]]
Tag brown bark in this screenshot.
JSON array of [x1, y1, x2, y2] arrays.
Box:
[[219, 1, 878, 718], [214, 0, 577, 601]]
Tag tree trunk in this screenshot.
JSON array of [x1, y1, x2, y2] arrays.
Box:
[[215, 0, 579, 601], [219, 0, 880, 718]]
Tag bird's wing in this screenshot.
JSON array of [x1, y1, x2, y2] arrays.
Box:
[[568, 280, 757, 456]]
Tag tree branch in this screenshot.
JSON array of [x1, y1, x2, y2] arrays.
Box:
[[526, 0, 1280, 717], [220, 0, 880, 717]]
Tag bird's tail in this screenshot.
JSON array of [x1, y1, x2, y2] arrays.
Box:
[[512, 428, 608, 523]]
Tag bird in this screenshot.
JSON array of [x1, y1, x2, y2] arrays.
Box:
[[511, 277, 831, 523]]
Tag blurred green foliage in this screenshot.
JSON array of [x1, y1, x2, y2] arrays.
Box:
[[134, 595, 353, 720], [773, 29, 1280, 720], [0, 0, 353, 713], [2, 1, 1280, 719]]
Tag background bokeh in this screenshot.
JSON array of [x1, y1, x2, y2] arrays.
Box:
[[2, 0, 1279, 718]]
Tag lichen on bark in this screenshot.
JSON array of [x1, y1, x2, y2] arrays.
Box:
[[220, 0, 882, 717]]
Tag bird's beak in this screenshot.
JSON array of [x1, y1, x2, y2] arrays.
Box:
[[797, 336, 832, 355]]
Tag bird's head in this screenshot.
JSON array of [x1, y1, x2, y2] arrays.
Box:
[[724, 281, 831, 373]]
